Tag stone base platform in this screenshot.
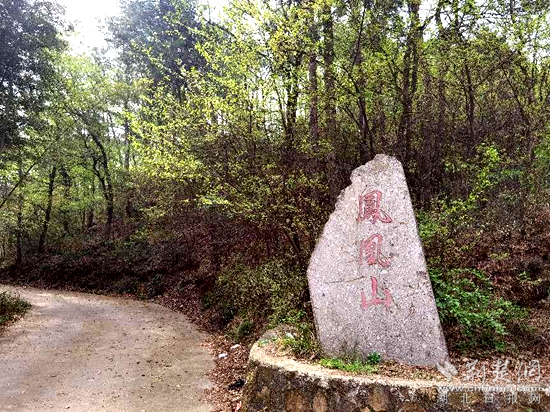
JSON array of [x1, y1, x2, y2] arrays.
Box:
[[241, 340, 549, 412]]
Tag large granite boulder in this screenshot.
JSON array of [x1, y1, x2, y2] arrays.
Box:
[[307, 154, 449, 366]]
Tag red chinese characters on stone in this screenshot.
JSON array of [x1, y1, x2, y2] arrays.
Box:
[[357, 190, 392, 224], [358, 234, 390, 268], [357, 189, 393, 310], [361, 276, 393, 309]]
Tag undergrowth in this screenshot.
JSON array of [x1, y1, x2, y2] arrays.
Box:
[[416, 153, 541, 356], [276, 310, 320, 358], [213, 258, 307, 325], [207, 257, 311, 343], [0, 291, 31, 327], [429, 268, 528, 353]]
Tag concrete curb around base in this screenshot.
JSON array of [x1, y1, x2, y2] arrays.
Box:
[[241, 341, 549, 412]]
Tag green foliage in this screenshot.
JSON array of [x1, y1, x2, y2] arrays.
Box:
[[417, 210, 449, 248], [429, 268, 528, 352], [257, 336, 278, 347], [418, 142, 525, 269], [438, 143, 503, 228], [533, 132, 550, 192], [279, 332, 318, 358], [366, 352, 382, 365], [277, 310, 320, 358], [215, 258, 307, 326], [0, 0, 67, 150], [106, 0, 203, 95], [319, 353, 380, 374], [0, 291, 31, 327], [2, 0, 550, 365], [518, 271, 543, 288], [229, 318, 254, 342]]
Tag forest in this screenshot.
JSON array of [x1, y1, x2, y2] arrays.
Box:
[[1, 0, 549, 369]]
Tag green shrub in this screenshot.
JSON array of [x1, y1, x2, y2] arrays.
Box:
[[0, 291, 31, 327], [430, 268, 527, 352], [277, 310, 320, 358], [229, 318, 254, 341], [214, 258, 307, 326]]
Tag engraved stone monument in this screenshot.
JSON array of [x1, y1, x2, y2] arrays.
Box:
[[307, 154, 449, 366]]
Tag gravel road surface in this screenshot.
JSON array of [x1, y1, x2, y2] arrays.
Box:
[[0, 286, 214, 412]]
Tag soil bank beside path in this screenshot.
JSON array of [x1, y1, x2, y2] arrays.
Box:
[[0, 285, 214, 412]]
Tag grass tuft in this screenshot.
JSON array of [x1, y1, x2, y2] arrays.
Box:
[[319, 356, 379, 374]]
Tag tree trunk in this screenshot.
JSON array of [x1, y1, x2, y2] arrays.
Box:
[[87, 173, 95, 229], [421, 1, 447, 205], [322, 4, 340, 202], [124, 116, 131, 171], [349, 0, 375, 164], [16, 151, 23, 265], [464, 62, 476, 153], [89, 130, 114, 241], [397, 0, 422, 175], [309, 38, 319, 146], [38, 166, 57, 253], [307, 0, 319, 147]]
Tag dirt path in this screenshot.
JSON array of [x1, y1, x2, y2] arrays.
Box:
[[0, 286, 215, 412]]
